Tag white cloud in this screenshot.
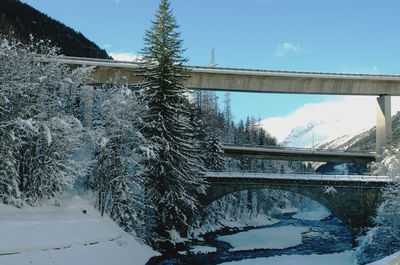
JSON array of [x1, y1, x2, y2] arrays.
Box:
[[274, 42, 305, 57], [260, 96, 400, 146], [109, 52, 141, 62]]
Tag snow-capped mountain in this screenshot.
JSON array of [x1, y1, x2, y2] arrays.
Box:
[[314, 129, 373, 151], [258, 96, 400, 148], [280, 120, 327, 148]]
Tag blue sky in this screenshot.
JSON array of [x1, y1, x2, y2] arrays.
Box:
[[21, 0, 400, 124]]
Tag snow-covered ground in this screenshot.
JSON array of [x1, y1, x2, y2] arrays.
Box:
[[0, 195, 158, 265], [1, 194, 399, 265], [217, 226, 308, 251]]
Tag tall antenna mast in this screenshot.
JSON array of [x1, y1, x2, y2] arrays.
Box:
[[210, 47, 218, 67]]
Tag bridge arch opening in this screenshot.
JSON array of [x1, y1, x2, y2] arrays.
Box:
[[200, 187, 337, 223], [200, 178, 383, 243], [196, 187, 357, 244]]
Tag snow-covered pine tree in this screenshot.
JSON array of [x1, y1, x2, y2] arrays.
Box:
[[136, 0, 206, 249], [355, 145, 400, 264], [223, 92, 234, 143], [86, 82, 144, 234], [204, 135, 225, 171], [188, 105, 208, 166]]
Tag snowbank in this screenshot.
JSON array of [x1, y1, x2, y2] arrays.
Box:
[[217, 226, 308, 251], [0, 195, 158, 265]]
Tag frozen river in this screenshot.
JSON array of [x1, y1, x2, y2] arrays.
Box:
[[148, 202, 356, 264]]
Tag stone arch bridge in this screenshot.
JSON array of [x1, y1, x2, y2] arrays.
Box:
[[201, 172, 391, 241]]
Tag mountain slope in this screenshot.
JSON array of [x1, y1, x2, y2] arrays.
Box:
[[0, 0, 110, 59], [319, 111, 400, 152], [259, 97, 377, 148]]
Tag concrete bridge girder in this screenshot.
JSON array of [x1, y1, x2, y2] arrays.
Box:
[[221, 146, 376, 164], [201, 177, 385, 241]]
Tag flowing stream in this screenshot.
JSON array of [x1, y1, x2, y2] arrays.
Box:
[[146, 211, 353, 265]]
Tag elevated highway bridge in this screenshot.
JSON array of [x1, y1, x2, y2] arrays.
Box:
[[53, 56, 400, 155]]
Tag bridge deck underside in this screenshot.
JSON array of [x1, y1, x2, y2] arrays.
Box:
[[222, 146, 376, 163]]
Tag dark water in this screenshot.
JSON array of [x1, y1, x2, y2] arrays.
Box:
[[146, 212, 353, 265]]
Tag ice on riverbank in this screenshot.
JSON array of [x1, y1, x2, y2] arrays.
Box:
[[190, 245, 217, 254], [293, 200, 331, 221], [219, 250, 400, 265], [217, 225, 308, 251], [192, 214, 279, 238], [219, 250, 355, 265]]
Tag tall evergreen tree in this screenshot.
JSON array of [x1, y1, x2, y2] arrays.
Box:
[[136, 0, 206, 249], [204, 135, 225, 171]]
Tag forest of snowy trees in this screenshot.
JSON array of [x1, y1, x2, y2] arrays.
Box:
[[2, 0, 400, 263], [0, 0, 318, 253]]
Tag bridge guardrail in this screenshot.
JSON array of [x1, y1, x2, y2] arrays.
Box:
[[187, 65, 400, 79], [205, 171, 395, 183], [49, 56, 400, 80]]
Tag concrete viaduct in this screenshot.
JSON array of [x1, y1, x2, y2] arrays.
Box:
[[202, 172, 391, 241], [54, 56, 400, 155]]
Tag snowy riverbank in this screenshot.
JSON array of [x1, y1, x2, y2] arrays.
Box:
[[1, 194, 399, 265], [0, 195, 158, 265]]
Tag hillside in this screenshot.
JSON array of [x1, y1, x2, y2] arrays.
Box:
[[0, 0, 110, 59], [348, 111, 400, 151], [312, 111, 400, 174]]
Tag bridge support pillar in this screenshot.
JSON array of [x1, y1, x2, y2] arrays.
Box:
[[83, 85, 94, 128], [376, 95, 392, 156], [247, 189, 254, 211], [249, 158, 255, 172]]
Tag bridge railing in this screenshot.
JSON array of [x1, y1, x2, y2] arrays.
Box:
[[205, 171, 395, 182], [187, 65, 400, 79], [221, 143, 376, 155], [50, 56, 400, 81], [210, 169, 373, 176]]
